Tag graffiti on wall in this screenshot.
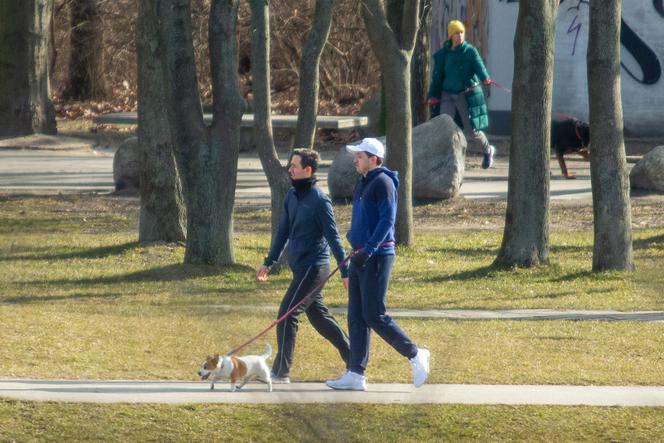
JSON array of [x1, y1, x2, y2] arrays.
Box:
[[499, 0, 663, 86]]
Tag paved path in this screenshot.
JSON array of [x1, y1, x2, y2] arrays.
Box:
[[206, 305, 664, 322], [2, 379, 664, 406], [0, 136, 605, 203]]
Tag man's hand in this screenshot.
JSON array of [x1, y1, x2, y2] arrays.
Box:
[[482, 78, 492, 85], [256, 265, 270, 281], [342, 277, 349, 290], [425, 97, 440, 105], [351, 250, 369, 270]]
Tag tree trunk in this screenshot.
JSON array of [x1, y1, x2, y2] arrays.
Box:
[[411, 0, 431, 126], [0, 0, 56, 136], [208, 0, 246, 264], [158, 0, 243, 265], [293, 0, 335, 150], [249, 0, 291, 237], [494, 0, 558, 268], [361, 0, 419, 246], [587, 0, 634, 271], [63, 0, 107, 100], [136, 0, 186, 244]]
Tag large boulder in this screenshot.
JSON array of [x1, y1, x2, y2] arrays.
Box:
[[113, 136, 140, 193], [328, 114, 466, 200], [630, 145, 664, 192]]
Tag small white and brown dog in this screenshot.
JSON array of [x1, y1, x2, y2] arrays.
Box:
[[198, 344, 273, 392]]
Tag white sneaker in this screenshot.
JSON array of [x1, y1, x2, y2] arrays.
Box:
[[270, 372, 290, 384], [325, 370, 367, 391], [482, 145, 495, 169], [410, 348, 430, 388]]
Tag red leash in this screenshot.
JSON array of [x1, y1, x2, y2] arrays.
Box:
[[486, 79, 512, 94], [224, 250, 358, 356]]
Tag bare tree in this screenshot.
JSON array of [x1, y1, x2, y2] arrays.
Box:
[[136, 0, 186, 244], [411, 0, 431, 126], [494, 0, 558, 268], [293, 0, 335, 150], [249, 0, 291, 237], [63, 0, 108, 100], [153, 0, 245, 265], [0, 0, 56, 136], [361, 0, 420, 246], [587, 0, 634, 271]]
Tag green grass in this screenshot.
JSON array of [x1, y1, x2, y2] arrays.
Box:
[[1, 194, 664, 441], [2, 401, 664, 442]]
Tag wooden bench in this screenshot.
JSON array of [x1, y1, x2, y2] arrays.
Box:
[[93, 112, 368, 129], [94, 112, 368, 149]]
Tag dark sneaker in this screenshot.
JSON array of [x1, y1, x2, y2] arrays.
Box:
[[482, 145, 496, 169]]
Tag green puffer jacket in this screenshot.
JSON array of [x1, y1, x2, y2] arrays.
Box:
[[427, 40, 490, 131]]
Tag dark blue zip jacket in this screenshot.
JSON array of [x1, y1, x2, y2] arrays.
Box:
[[264, 181, 349, 277], [347, 167, 398, 256]]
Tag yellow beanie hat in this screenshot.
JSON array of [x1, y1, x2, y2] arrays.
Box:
[[447, 20, 465, 38]]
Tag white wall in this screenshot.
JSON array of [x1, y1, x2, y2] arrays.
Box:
[[486, 0, 664, 136]]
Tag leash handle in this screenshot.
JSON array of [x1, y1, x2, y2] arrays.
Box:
[[486, 79, 512, 94], [225, 251, 358, 356]]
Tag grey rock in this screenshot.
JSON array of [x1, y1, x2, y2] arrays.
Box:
[[113, 136, 140, 193], [630, 145, 664, 192], [328, 114, 466, 200]]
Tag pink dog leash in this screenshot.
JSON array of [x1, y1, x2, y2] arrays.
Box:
[[224, 250, 359, 356]]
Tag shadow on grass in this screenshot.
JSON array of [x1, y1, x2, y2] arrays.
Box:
[[27, 262, 255, 286], [0, 242, 139, 261], [634, 233, 664, 249], [2, 291, 126, 305], [423, 265, 496, 282]]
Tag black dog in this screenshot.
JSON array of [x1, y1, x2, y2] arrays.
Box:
[[551, 118, 590, 179]]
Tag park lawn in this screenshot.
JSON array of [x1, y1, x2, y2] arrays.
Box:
[[1, 401, 664, 442], [1, 305, 664, 385], [1, 194, 664, 441]]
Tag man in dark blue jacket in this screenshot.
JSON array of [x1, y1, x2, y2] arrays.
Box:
[[256, 149, 350, 383], [326, 138, 430, 391]]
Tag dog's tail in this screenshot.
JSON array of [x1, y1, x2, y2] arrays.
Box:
[[262, 343, 272, 360]]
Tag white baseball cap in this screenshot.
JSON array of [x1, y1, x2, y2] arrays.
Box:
[[346, 137, 385, 159]]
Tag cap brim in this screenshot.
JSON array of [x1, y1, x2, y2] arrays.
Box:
[[345, 144, 365, 154]]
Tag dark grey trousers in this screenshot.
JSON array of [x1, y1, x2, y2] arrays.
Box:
[[440, 90, 491, 153], [272, 265, 350, 378]]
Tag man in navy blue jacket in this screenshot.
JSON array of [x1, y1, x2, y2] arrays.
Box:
[[257, 149, 350, 383], [326, 138, 430, 391]]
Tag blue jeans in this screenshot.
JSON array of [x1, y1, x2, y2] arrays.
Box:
[[347, 254, 418, 375]]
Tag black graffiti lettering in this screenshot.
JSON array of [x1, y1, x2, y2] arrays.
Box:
[[620, 18, 662, 85]]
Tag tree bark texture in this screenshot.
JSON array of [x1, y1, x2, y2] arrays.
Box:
[[411, 0, 431, 126], [361, 0, 419, 247], [63, 0, 108, 100], [136, 0, 187, 244], [158, 0, 243, 265], [249, 0, 291, 237], [0, 0, 56, 136], [495, 0, 558, 268], [587, 0, 634, 271], [293, 0, 335, 151]]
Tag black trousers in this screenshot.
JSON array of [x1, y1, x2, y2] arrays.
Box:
[[272, 265, 350, 378]]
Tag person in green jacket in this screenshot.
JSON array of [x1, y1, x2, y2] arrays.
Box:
[[427, 20, 495, 169]]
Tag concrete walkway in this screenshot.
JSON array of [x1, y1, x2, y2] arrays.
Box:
[[0, 134, 607, 203], [2, 379, 664, 406], [206, 305, 664, 322]]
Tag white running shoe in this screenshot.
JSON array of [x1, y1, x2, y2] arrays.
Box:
[[270, 372, 290, 384], [482, 145, 495, 169], [410, 348, 430, 388], [325, 370, 367, 391]]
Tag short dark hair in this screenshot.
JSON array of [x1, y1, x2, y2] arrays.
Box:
[[367, 152, 383, 166], [291, 149, 320, 173]]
